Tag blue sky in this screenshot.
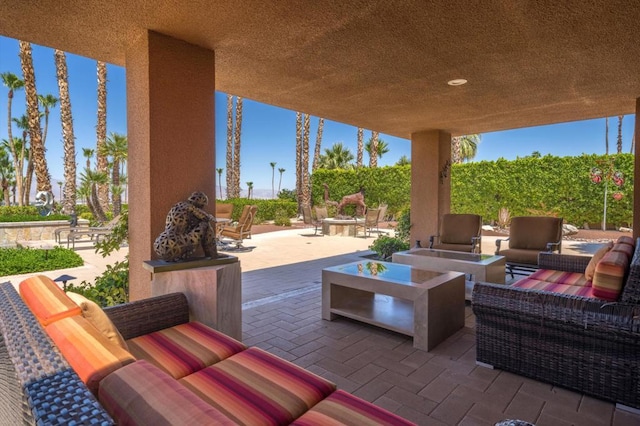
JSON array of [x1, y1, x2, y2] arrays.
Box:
[[0, 36, 636, 197]]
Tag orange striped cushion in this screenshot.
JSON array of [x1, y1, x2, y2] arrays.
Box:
[[99, 360, 235, 425], [611, 242, 634, 260], [585, 241, 613, 281], [127, 322, 246, 379], [292, 390, 416, 426], [592, 250, 628, 301], [19, 275, 81, 325], [529, 269, 590, 286], [616, 235, 635, 247], [181, 347, 336, 425], [45, 316, 135, 395], [512, 278, 597, 298]]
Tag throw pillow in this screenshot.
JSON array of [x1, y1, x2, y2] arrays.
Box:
[[585, 241, 613, 281], [66, 291, 129, 351]]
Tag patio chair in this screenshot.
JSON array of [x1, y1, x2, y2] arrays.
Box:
[[495, 215, 563, 277], [66, 215, 121, 249], [429, 213, 482, 253], [219, 204, 257, 248], [301, 205, 323, 236], [215, 202, 234, 220], [355, 208, 380, 238]]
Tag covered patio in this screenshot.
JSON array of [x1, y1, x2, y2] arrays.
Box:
[[2, 2, 640, 424]]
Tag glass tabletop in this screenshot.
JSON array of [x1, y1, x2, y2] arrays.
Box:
[[401, 249, 498, 263], [326, 261, 443, 285]]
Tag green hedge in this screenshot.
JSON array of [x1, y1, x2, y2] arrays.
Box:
[[0, 247, 83, 275], [217, 199, 298, 223], [0, 206, 70, 222]]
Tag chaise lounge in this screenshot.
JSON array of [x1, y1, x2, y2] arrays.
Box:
[[0, 276, 415, 425]]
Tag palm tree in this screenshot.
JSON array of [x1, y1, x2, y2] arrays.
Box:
[[1, 72, 24, 204], [246, 181, 253, 199], [369, 131, 379, 167], [82, 148, 95, 170], [365, 137, 389, 164], [57, 180, 63, 201], [356, 127, 364, 167], [451, 134, 481, 163], [54, 49, 77, 213], [317, 143, 355, 169], [277, 168, 285, 193], [9, 115, 29, 205], [37, 94, 58, 145], [80, 169, 108, 222], [617, 115, 623, 154], [270, 162, 276, 198], [295, 112, 302, 207], [21, 41, 52, 194], [312, 118, 324, 171], [301, 114, 311, 206], [396, 155, 410, 166], [0, 146, 13, 206], [232, 96, 243, 198], [100, 132, 128, 216], [216, 168, 224, 199], [225, 94, 234, 198], [605, 117, 609, 155], [96, 61, 109, 211]]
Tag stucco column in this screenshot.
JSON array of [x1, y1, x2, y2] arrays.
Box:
[[126, 31, 216, 300], [410, 130, 451, 247], [634, 98, 640, 240]]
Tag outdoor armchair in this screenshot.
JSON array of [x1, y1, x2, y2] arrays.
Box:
[[215, 202, 234, 220], [495, 215, 563, 276], [429, 213, 482, 253], [219, 204, 257, 247], [355, 208, 380, 238], [302, 205, 323, 236]]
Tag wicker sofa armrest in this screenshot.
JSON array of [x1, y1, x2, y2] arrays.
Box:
[[472, 282, 640, 337], [104, 292, 190, 340], [537, 252, 591, 273]]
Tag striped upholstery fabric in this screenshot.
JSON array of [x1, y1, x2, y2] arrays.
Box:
[[512, 278, 596, 298], [616, 235, 635, 247], [592, 250, 628, 301], [528, 269, 590, 286], [99, 360, 235, 426], [611, 242, 634, 260], [292, 390, 416, 426], [19, 275, 81, 325], [127, 321, 246, 379], [181, 347, 336, 425], [45, 316, 135, 395]]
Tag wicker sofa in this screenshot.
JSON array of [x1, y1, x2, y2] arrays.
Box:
[[0, 277, 415, 425], [473, 237, 640, 410]]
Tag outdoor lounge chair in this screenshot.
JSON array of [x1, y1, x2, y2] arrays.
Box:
[[219, 204, 257, 248], [495, 215, 563, 277], [215, 202, 234, 220], [429, 213, 482, 253], [66, 215, 121, 249], [301, 205, 323, 236], [355, 208, 380, 238]]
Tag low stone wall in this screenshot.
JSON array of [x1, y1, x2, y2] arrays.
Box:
[[0, 219, 89, 247]]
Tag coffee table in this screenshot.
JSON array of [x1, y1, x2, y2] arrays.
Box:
[[322, 260, 465, 351], [392, 248, 505, 300]]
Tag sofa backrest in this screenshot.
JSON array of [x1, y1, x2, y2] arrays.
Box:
[[620, 237, 640, 304], [509, 216, 563, 250]]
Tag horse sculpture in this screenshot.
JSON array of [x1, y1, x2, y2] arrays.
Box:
[[322, 183, 339, 208], [337, 186, 366, 216]]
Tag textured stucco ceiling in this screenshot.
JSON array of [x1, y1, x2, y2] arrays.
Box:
[[1, 0, 638, 138]]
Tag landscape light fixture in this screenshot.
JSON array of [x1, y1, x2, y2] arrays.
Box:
[[447, 79, 467, 86]]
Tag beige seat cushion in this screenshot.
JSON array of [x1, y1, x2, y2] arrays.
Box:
[[67, 291, 129, 351], [585, 241, 613, 281]]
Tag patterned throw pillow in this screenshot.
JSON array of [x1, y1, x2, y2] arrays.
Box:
[[584, 241, 613, 281]]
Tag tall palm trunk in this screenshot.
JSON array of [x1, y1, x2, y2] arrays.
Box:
[[295, 112, 302, 211], [112, 158, 121, 216], [617, 115, 623, 154], [301, 114, 311, 206], [2, 73, 24, 205], [369, 131, 379, 168], [312, 118, 324, 171], [96, 61, 109, 211], [225, 94, 233, 199], [605, 117, 609, 155], [20, 41, 52, 195], [356, 127, 364, 167], [451, 136, 462, 164], [54, 49, 77, 213], [232, 97, 243, 198]]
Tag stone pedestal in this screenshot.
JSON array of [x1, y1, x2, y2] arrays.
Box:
[[143, 256, 242, 340]]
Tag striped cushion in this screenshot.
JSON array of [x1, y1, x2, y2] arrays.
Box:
[[181, 347, 336, 425], [528, 269, 590, 286], [45, 316, 135, 395], [99, 360, 235, 426], [616, 235, 635, 247], [592, 250, 628, 301], [292, 390, 416, 426], [585, 242, 613, 281], [19, 275, 82, 325], [512, 278, 597, 298], [127, 321, 246, 379], [611, 242, 634, 260]]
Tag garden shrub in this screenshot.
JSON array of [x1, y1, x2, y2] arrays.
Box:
[[369, 235, 410, 260], [0, 247, 83, 275]]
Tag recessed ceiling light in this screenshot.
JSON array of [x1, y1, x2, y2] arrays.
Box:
[[447, 79, 468, 86]]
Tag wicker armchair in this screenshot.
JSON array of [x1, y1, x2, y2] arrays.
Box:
[[473, 242, 640, 410]]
